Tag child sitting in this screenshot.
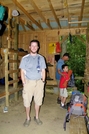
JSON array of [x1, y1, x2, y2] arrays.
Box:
[[59, 64, 72, 109]]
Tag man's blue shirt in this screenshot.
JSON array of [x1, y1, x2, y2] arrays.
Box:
[[55, 59, 64, 80]]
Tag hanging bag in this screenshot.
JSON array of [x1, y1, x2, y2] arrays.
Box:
[[56, 42, 61, 53], [0, 5, 6, 21]]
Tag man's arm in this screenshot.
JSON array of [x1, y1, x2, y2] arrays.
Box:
[[58, 69, 64, 76], [20, 69, 26, 85], [41, 69, 46, 82]]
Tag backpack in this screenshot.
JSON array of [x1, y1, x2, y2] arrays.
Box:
[[0, 5, 6, 21], [56, 42, 61, 53], [63, 91, 87, 130], [67, 73, 75, 87]]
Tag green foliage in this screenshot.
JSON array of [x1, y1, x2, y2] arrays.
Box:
[[66, 35, 86, 92]]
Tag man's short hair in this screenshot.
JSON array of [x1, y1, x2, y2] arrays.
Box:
[[63, 53, 70, 58], [30, 39, 40, 48]]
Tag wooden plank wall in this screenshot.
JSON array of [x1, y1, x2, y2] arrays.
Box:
[[2, 28, 86, 56], [18, 31, 47, 56], [1, 28, 86, 84]]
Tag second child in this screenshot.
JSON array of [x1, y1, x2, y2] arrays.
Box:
[[59, 64, 72, 109]]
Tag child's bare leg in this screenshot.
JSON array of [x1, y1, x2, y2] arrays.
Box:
[[60, 96, 63, 102], [62, 97, 66, 105], [60, 96, 65, 106]]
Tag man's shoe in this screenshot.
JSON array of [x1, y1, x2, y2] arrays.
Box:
[[23, 119, 31, 127], [34, 116, 43, 125]]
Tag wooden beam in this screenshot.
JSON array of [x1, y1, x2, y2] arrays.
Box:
[[8, 79, 19, 85], [65, 0, 71, 28], [20, 23, 26, 31], [47, 0, 61, 28], [14, 17, 19, 50], [4, 49, 9, 106], [0, 87, 23, 98], [8, 9, 12, 49], [28, 21, 33, 27], [76, 35, 86, 44], [8, 69, 18, 74], [19, 17, 35, 31], [61, 35, 68, 44], [78, 0, 85, 27], [8, 59, 20, 63], [29, 0, 52, 29], [38, 20, 41, 26], [69, 20, 89, 24], [47, 19, 51, 29], [12, 0, 43, 30]]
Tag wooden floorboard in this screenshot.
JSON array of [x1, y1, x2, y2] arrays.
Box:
[[69, 115, 88, 134]]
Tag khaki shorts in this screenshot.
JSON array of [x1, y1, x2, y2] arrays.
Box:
[[22, 79, 44, 107], [60, 88, 68, 98]]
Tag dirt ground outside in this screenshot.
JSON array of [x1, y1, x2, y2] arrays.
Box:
[[0, 93, 69, 134]]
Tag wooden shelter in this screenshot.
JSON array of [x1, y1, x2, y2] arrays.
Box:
[[0, 0, 89, 105], [0, 0, 89, 104], [0, 1, 89, 134]]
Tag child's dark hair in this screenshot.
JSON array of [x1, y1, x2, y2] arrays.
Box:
[[62, 64, 68, 70]]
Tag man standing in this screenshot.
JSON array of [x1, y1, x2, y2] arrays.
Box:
[[55, 53, 70, 104], [19, 40, 46, 126]]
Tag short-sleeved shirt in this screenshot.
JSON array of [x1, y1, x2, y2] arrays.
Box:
[[19, 54, 46, 80], [55, 59, 64, 80], [59, 70, 72, 88], [59, 72, 70, 88]]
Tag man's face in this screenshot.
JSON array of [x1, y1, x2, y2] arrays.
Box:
[[29, 42, 39, 54], [64, 56, 69, 61]]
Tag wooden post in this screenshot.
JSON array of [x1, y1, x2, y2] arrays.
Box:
[[8, 9, 12, 48], [61, 36, 67, 57], [84, 23, 89, 96], [84, 23, 89, 116], [4, 49, 9, 106], [13, 53, 18, 101], [13, 17, 19, 101], [14, 17, 19, 50]]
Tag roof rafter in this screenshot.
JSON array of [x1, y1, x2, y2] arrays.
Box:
[[29, 0, 52, 29], [78, 0, 85, 27], [12, 0, 43, 30], [19, 17, 35, 31], [69, 20, 89, 24], [65, 0, 71, 28], [47, 0, 61, 28], [20, 23, 26, 31]]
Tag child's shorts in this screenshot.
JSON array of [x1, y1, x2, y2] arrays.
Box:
[[60, 88, 68, 97]]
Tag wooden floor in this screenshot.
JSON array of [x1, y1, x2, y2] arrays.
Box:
[[0, 85, 88, 134], [69, 115, 87, 134]]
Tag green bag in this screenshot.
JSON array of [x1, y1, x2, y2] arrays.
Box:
[[0, 5, 6, 21]]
